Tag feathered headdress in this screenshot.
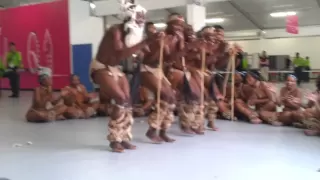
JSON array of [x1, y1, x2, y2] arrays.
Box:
[[118, 0, 147, 20]]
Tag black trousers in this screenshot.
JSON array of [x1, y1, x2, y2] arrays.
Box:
[[294, 66, 303, 86], [3, 70, 20, 96]]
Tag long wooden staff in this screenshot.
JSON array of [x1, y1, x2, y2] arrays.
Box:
[[230, 53, 236, 121], [222, 57, 232, 97], [200, 48, 206, 116], [156, 38, 165, 122]]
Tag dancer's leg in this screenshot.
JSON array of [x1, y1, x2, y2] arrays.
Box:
[[93, 69, 133, 152], [141, 72, 176, 143]]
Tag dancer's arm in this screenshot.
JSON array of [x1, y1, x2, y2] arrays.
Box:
[[33, 88, 42, 107], [278, 88, 286, 106], [80, 85, 91, 103], [286, 91, 302, 109], [263, 83, 276, 102], [248, 93, 269, 106], [113, 28, 149, 60], [51, 90, 68, 105]]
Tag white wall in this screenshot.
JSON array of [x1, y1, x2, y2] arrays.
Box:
[[232, 36, 320, 69], [68, 0, 103, 63]]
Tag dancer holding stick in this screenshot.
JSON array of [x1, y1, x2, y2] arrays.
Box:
[[171, 25, 215, 134], [89, 1, 163, 152], [142, 13, 185, 143]]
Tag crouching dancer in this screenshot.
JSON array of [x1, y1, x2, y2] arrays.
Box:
[[142, 14, 185, 142], [89, 0, 155, 152]]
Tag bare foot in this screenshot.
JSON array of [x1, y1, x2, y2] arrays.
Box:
[[293, 122, 305, 129], [209, 127, 219, 131], [110, 142, 124, 153], [181, 126, 195, 135], [271, 121, 283, 126], [121, 141, 137, 150], [56, 115, 66, 121], [192, 128, 205, 135], [146, 128, 163, 144], [207, 121, 218, 131], [250, 118, 262, 124], [160, 130, 176, 142], [304, 129, 320, 136]]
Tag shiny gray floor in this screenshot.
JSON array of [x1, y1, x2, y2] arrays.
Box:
[[0, 84, 320, 180]]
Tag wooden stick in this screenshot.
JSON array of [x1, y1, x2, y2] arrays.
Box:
[[222, 58, 232, 97], [156, 39, 165, 122], [200, 48, 206, 112], [230, 54, 236, 121]]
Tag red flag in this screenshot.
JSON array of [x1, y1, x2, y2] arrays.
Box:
[[286, 15, 299, 34]]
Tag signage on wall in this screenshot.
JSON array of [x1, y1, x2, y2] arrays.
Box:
[[0, 0, 71, 89], [27, 30, 54, 74], [286, 15, 299, 34]]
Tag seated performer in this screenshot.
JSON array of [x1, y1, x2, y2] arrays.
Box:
[[277, 75, 303, 126], [245, 71, 282, 126], [296, 76, 320, 136], [133, 86, 155, 117], [89, 0, 158, 152], [62, 74, 99, 119], [226, 72, 262, 124], [25, 73, 69, 122]]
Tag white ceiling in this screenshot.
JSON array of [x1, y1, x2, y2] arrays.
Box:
[[104, 0, 320, 31]]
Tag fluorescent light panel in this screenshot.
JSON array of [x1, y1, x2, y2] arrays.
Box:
[[154, 23, 167, 28], [270, 11, 296, 17], [154, 18, 224, 28], [89, 2, 96, 9], [205, 18, 224, 23]]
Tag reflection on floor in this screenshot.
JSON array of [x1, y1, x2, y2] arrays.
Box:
[[0, 83, 319, 180]]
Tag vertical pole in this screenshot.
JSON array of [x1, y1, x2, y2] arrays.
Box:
[[230, 55, 236, 121]]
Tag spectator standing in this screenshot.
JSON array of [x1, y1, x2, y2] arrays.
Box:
[[305, 56, 310, 67], [293, 52, 305, 86], [304, 56, 311, 82], [3, 42, 23, 98], [259, 51, 269, 81]]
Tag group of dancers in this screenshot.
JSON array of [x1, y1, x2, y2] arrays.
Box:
[[25, 0, 320, 153]]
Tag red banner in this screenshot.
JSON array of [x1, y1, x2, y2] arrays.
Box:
[[286, 15, 299, 34], [0, 0, 70, 89]]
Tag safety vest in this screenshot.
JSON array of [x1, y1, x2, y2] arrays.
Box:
[[242, 58, 248, 69], [293, 57, 305, 67], [6, 51, 22, 68]]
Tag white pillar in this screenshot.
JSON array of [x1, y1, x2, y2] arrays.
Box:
[[186, 4, 206, 32]]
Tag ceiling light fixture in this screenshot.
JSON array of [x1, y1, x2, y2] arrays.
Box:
[[154, 23, 167, 28], [154, 18, 225, 29], [205, 18, 225, 23], [270, 11, 296, 17], [89, 2, 96, 9]]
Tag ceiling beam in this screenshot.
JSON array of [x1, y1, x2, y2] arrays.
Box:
[[112, 15, 122, 21], [227, 0, 264, 30], [316, 0, 320, 8], [165, 8, 173, 14]]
